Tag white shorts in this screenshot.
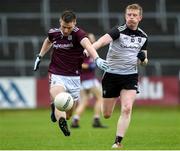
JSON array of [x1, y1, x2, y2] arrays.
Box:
[[50, 74, 81, 101], [81, 79, 101, 90]]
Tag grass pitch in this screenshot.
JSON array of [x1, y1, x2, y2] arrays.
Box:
[[0, 106, 180, 150]]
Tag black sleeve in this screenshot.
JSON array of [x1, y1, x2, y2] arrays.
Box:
[[141, 38, 148, 50], [107, 26, 120, 40]]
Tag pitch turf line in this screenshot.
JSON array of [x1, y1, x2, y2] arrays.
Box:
[[0, 107, 180, 149]]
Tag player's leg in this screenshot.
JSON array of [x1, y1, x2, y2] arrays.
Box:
[[66, 101, 78, 120], [49, 74, 81, 136], [71, 89, 89, 128], [48, 73, 57, 122], [112, 89, 136, 148], [50, 85, 70, 136], [58, 97, 78, 136], [112, 74, 138, 148], [50, 101, 57, 122], [48, 73, 65, 122], [91, 87, 107, 128], [101, 73, 118, 119], [65, 75, 81, 128], [102, 97, 117, 118], [57, 99, 78, 136]]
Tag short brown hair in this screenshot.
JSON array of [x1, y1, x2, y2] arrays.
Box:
[[60, 10, 76, 23], [125, 3, 143, 16]]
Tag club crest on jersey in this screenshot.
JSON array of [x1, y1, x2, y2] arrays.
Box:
[[131, 38, 135, 43], [68, 35, 72, 40], [138, 38, 142, 43], [53, 81, 56, 85]]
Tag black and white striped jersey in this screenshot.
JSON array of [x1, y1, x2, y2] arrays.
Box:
[[106, 24, 148, 75]]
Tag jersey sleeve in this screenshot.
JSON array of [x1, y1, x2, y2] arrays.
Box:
[[141, 38, 148, 50], [48, 29, 54, 42], [76, 28, 87, 43], [47, 28, 60, 42], [107, 26, 120, 40]]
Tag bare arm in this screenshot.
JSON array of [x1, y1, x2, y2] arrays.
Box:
[[33, 37, 52, 71], [92, 34, 113, 50], [82, 34, 112, 57], [39, 37, 52, 57], [80, 37, 109, 71], [80, 37, 99, 60]]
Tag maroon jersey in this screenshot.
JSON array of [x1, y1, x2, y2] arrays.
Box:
[[48, 27, 87, 76], [80, 56, 96, 81]]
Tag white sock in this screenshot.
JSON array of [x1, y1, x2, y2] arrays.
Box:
[[73, 115, 80, 120]]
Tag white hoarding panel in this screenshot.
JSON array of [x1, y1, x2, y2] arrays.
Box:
[[0, 77, 36, 109]]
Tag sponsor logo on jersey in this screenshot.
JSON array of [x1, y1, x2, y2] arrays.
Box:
[[53, 43, 74, 49], [119, 43, 141, 49]]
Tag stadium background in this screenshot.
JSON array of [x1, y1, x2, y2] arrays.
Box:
[[0, 0, 179, 108], [0, 0, 180, 150]]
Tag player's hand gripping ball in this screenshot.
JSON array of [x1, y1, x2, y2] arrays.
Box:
[[54, 92, 74, 111]]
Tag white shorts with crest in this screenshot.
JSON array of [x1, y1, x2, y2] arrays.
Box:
[[49, 74, 80, 101]]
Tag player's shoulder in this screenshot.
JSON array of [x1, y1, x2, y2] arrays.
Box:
[[137, 27, 148, 38], [72, 26, 86, 39], [108, 24, 127, 40], [73, 26, 86, 34], [73, 26, 80, 32], [48, 28, 60, 34], [48, 28, 61, 42], [108, 24, 127, 35], [117, 24, 127, 32]]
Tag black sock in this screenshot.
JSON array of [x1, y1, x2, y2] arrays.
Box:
[[50, 102, 55, 112], [94, 117, 100, 121], [115, 136, 123, 144], [59, 117, 66, 123]]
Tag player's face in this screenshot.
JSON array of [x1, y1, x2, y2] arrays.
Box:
[[125, 9, 142, 30], [60, 20, 76, 36]]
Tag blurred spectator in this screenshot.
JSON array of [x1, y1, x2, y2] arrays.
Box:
[[71, 33, 107, 128]]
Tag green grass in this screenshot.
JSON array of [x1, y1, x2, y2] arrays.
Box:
[[0, 106, 180, 150]]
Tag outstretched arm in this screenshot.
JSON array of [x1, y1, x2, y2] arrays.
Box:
[[82, 33, 113, 57], [33, 37, 52, 71], [92, 34, 113, 50], [80, 37, 99, 60], [39, 37, 52, 57], [80, 37, 109, 71]]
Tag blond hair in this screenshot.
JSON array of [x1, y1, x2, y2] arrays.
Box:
[[125, 3, 143, 16]]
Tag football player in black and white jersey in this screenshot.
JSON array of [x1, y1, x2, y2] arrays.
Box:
[[92, 4, 148, 149]]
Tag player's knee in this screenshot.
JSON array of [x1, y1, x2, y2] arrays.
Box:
[[66, 113, 72, 120], [122, 103, 132, 115], [84, 101, 88, 107], [103, 112, 111, 119], [104, 115, 111, 119], [66, 115, 71, 120]]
